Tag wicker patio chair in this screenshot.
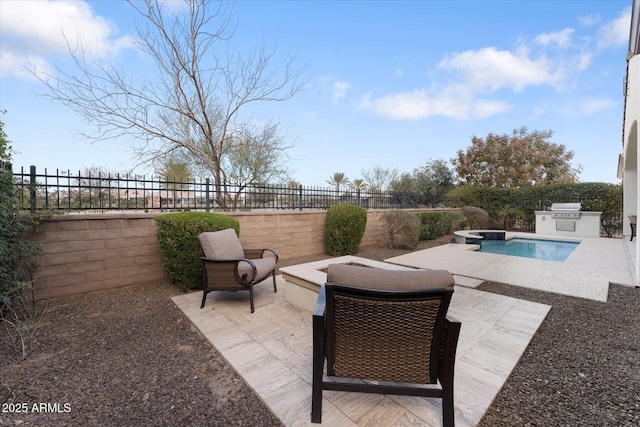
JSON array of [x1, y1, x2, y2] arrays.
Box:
[[311, 264, 461, 426], [197, 228, 278, 313], [630, 215, 637, 241]]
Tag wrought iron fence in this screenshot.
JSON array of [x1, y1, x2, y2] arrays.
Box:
[[11, 166, 444, 213], [7, 166, 626, 238]]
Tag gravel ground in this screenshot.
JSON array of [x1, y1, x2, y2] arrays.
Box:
[[2, 234, 639, 426], [476, 281, 640, 427]]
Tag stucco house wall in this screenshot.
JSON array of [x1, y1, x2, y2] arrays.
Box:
[[622, 0, 639, 282]]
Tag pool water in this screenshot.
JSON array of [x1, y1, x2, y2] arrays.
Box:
[[478, 238, 579, 262]]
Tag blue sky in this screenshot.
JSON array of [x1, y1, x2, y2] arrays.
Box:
[[0, 0, 633, 186]]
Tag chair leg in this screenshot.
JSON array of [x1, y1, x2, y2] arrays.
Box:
[[311, 384, 322, 423], [200, 290, 207, 309], [311, 307, 325, 423], [249, 286, 255, 313], [311, 342, 324, 422], [442, 383, 455, 427], [272, 271, 278, 293]]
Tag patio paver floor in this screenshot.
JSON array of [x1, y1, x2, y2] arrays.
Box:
[[173, 270, 550, 426]]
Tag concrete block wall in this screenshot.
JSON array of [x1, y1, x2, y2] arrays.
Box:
[[32, 214, 169, 301], [31, 208, 451, 301]]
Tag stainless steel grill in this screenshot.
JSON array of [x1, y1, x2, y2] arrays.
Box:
[[549, 203, 582, 219]]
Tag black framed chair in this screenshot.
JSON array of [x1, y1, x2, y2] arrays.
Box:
[[311, 264, 461, 426], [197, 228, 278, 313]]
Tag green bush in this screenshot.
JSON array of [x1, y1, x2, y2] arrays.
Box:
[[461, 206, 489, 229], [324, 204, 367, 255], [380, 210, 420, 249], [416, 211, 460, 240], [155, 212, 240, 291], [1, 122, 42, 316]]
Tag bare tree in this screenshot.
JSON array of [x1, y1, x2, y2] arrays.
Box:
[[361, 165, 399, 192], [35, 0, 305, 209]]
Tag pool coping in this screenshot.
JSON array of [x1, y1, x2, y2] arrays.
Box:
[[386, 232, 634, 302]]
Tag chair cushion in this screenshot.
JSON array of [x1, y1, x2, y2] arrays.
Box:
[[326, 263, 454, 290], [198, 229, 244, 259], [237, 257, 277, 282]]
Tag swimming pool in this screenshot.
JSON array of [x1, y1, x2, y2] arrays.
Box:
[[478, 238, 579, 262]]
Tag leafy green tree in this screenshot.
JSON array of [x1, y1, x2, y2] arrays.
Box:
[[390, 159, 455, 207], [453, 127, 582, 187], [412, 159, 456, 197]]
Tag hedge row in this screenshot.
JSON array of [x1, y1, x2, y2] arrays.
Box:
[[446, 183, 623, 235]]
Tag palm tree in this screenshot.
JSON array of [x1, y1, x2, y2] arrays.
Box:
[[349, 179, 368, 190], [326, 172, 350, 192]]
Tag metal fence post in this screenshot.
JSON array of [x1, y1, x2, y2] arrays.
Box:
[[29, 165, 37, 212], [205, 178, 210, 212], [298, 184, 303, 211]]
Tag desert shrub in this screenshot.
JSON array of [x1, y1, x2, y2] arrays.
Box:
[[462, 206, 489, 229], [380, 210, 420, 249], [1, 122, 44, 404], [155, 212, 240, 291], [324, 204, 367, 255], [416, 211, 461, 240], [1, 124, 42, 317]]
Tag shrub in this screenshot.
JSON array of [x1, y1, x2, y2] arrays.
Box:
[[462, 206, 489, 229], [416, 211, 460, 240], [380, 210, 420, 249], [1, 122, 42, 317], [155, 212, 240, 291], [324, 204, 367, 255]]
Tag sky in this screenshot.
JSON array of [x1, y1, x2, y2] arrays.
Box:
[[0, 0, 633, 187]]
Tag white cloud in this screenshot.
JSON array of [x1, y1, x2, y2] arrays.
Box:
[[356, 5, 629, 122], [596, 6, 631, 50], [0, 0, 134, 79], [358, 86, 512, 121], [534, 28, 575, 49], [331, 81, 351, 103], [438, 47, 564, 92], [575, 97, 617, 115], [578, 14, 601, 27]]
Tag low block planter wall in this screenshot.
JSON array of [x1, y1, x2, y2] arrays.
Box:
[[31, 208, 453, 301]]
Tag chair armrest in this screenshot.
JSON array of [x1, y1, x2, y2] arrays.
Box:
[[200, 257, 258, 285], [243, 248, 279, 263]]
